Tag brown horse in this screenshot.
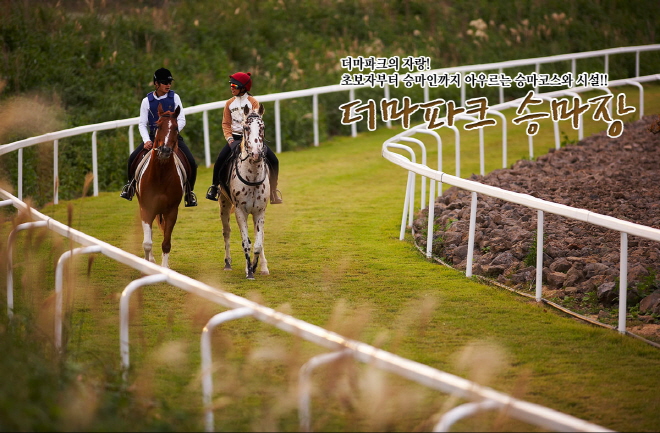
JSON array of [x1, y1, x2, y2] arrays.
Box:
[[135, 103, 188, 268]]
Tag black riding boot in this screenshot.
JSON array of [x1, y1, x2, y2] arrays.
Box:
[[120, 179, 136, 201], [184, 183, 198, 207], [206, 185, 219, 201]]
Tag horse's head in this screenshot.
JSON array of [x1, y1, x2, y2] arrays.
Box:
[[154, 103, 180, 161], [241, 104, 266, 162]]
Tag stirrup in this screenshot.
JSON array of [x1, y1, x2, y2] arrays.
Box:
[[270, 189, 283, 205], [120, 180, 135, 201], [185, 191, 198, 207], [206, 185, 219, 201]]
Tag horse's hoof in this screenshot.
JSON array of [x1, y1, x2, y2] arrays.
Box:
[[246, 271, 255, 280], [261, 270, 270, 276], [224, 266, 232, 271]]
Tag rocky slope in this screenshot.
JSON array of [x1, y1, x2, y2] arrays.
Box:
[[412, 115, 660, 338]]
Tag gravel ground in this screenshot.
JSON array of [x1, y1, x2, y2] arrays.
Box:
[[412, 114, 660, 341]]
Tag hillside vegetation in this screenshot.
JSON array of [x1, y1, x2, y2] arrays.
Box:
[[1, 0, 659, 203]]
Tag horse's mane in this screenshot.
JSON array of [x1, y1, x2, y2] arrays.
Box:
[[157, 110, 177, 123]]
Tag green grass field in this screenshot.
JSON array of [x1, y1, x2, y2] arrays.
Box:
[[2, 83, 660, 431]]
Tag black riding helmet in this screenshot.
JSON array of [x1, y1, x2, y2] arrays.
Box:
[[154, 68, 174, 84]]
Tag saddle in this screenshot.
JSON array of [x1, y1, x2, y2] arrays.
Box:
[[217, 143, 272, 198], [218, 143, 241, 198], [130, 147, 193, 195]]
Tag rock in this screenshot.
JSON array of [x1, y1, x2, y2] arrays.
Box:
[[546, 271, 567, 288], [597, 310, 611, 321], [491, 251, 517, 268], [511, 266, 536, 284], [597, 282, 618, 306], [443, 231, 463, 247], [640, 290, 660, 315], [564, 266, 585, 288], [627, 264, 650, 283], [550, 258, 572, 273], [584, 263, 610, 279]]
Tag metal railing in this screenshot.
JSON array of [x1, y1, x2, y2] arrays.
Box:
[[0, 191, 612, 431], [1, 45, 658, 204], [382, 75, 660, 339]]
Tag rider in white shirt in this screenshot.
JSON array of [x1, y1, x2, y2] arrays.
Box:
[[120, 68, 198, 207]]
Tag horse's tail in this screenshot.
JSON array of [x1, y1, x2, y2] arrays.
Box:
[[157, 214, 165, 232]]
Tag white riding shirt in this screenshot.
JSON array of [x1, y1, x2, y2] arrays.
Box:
[[138, 91, 186, 144], [222, 94, 259, 142]]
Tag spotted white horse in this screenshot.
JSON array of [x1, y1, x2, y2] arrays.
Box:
[[219, 104, 270, 279]]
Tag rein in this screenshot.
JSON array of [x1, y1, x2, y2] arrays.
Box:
[[154, 113, 178, 158], [234, 114, 267, 186], [234, 154, 267, 186]]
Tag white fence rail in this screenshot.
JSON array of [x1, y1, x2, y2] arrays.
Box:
[[381, 74, 660, 338], [1, 44, 658, 204], [0, 191, 612, 431]]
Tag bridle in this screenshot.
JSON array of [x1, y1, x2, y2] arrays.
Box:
[[154, 112, 178, 159], [235, 112, 267, 186]]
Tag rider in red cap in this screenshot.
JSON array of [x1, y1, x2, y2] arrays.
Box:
[[206, 72, 283, 204]]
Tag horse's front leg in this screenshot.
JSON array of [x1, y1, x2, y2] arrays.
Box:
[[219, 196, 232, 271], [253, 211, 269, 276], [141, 218, 156, 263], [160, 207, 179, 269], [234, 208, 254, 279]]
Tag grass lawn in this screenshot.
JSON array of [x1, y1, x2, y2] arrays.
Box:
[[2, 82, 660, 431]]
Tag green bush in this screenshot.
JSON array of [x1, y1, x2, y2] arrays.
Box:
[[1, 0, 659, 205]]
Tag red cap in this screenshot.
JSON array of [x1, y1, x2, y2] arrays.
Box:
[[229, 72, 252, 91]]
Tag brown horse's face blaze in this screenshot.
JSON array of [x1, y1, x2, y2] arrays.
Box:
[[155, 104, 180, 162]]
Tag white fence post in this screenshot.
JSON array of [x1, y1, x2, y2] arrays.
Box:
[[6, 221, 48, 319], [55, 245, 103, 351], [298, 350, 351, 432], [91, 131, 98, 196], [426, 179, 436, 259], [17, 148, 22, 200], [536, 210, 544, 302], [53, 139, 59, 205], [119, 274, 169, 379], [618, 232, 628, 334], [275, 99, 282, 153], [128, 124, 135, 153], [201, 307, 254, 432], [203, 110, 211, 168], [313, 93, 319, 146], [466, 192, 478, 278]]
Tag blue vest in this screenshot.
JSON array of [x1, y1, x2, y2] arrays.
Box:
[[147, 90, 176, 139]]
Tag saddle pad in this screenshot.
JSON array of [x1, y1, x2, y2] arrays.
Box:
[[135, 151, 186, 194]]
